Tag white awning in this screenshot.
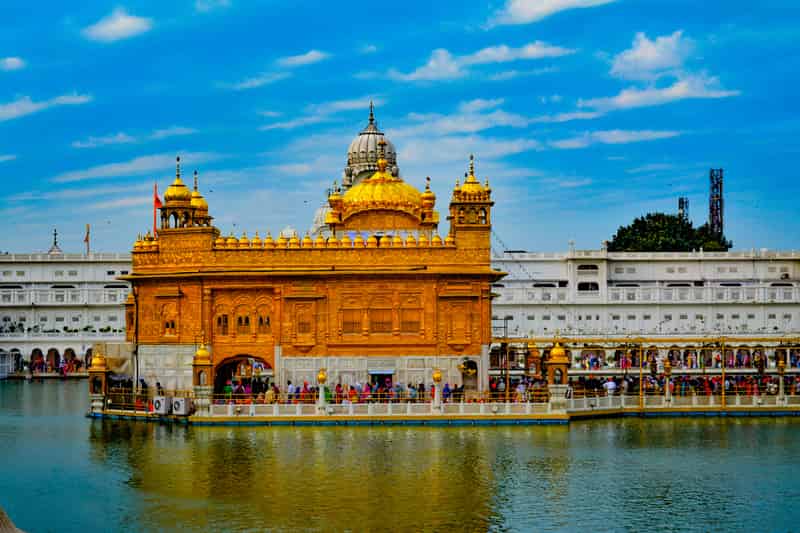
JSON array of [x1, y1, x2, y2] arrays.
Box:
[[368, 368, 395, 374]]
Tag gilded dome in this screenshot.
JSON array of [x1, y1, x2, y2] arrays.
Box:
[[460, 154, 485, 195], [164, 157, 192, 203], [190, 171, 208, 211], [343, 102, 399, 188]]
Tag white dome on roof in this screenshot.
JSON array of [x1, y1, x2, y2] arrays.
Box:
[[342, 102, 399, 188]]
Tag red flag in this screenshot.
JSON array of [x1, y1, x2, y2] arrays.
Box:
[[153, 183, 162, 236], [83, 223, 90, 243]]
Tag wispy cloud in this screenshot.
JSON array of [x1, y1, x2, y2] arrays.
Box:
[[195, 0, 231, 12], [222, 71, 291, 91], [390, 41, 574, 81], [9, 183, 150, 203], [360, 44, 378, 54], [530, 111, 603, 123], [52, 152, 225, 183], [149, 126, 197, 139], [541, 177, 593, 188], [0, 93, 92, 122], [0, 57, 25, 71], [88, 197, 152, 210], [261, 96, 381, 131], [579, 74, 740, 111], [0, 154, 16, 163], [488, 67, 557, 80], [490, 0, 616, 26], [72, 132, 136, 149], [82, 8, 152, 42], [549, 129, 681, 149], [626, 163, 674, 173], [276, 49, 330, 67], [611, 30, 694, 81], [71, 126, 196, 149]]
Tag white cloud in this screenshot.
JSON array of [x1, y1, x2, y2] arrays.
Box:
[[258, 111, 282, 118], [88, 197, 152, 210], [394, 109, 529, 138], [541, 177, 593, 188], [360, 44, 378, 54], [611, 31, 694, 81], [530, 111, 603, 123], [0, 57, 25, 71], [150, 126, 197, 139], [72, 132, 136, 149], [223, 71, 291, 91], [539, 94, 563, 104], [0, 93, 92, 122], [390, 41, 573, 81], [400, 135, 541, 164], [458, 98, 505, 113], [9, 183, 150, 203], [549, 129, 681, 149], [627, 163, 674, 173], [52, 152, 225, 183], [487, 67, 557, 81], [276, 49, 330, 67], [261, 97, 381, 131], [0, 154, 16, 163], [82, 8, 152, 43], [491, 0, 616, 26], [579, 74, 740, 111], [195, 0, 230, 12]]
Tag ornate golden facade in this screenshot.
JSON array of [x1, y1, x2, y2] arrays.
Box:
[[122, 117, 502, 391]]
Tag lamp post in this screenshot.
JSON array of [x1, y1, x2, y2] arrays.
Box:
[[317, 368, 327, 411]]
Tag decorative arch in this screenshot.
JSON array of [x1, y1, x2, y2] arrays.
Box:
[[213, 354, 273, 395]]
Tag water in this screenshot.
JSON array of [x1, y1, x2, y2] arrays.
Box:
[[1, 381, 798, 532]]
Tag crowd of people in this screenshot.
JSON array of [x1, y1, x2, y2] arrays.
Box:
[[570, 374, 800, 397]]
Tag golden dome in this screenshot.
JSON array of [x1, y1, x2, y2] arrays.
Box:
[[164, 157, 192, 203], [302, 233, 313, 248], [289, 232, 300, 249], [405, 233, 417, 247], [340, 233, 352, 248], [327, 234, 339, 248], [418, 233, 429, 247], [460, 154, 485, 195], [264, 232, 275, 249], [251, 232, 262, 248], [190, 171, 208, 211], [550, 341, 567, 362], [238, 232, 250, 248], [445, 233, 455, 247], [379, 234, 392, 248], [214, 235, 226, 248], [432, 368, 442, 383], [317, 368, 327, 385], [354, 233, 365, 247], [392, 233, 403, 247], [89, 350, 108, 372], [133, 235, 144, 251], [314, 233, 326, 248], [225, 233, 238, 248], [276, 233, 288, 248], [339, 140, 423, 219], [366, 234, 378, 248], [194, 344, 211, 364], [431, 234, 443, 247]]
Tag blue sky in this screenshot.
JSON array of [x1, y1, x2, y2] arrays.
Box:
[[1, 0, 799, 254]]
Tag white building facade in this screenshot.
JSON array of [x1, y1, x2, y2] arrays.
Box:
[[491, 247, 800, 372], [0, 251, 131, 378]]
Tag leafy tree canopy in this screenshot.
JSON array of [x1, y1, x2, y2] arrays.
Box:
[[608, 213, 732, 252]]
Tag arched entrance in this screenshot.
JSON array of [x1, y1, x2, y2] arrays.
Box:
[[46, 348, 60, 372], [63, 348, 78, 373], [11, 349, 22, 372], [30, 348, 44, 373], [214, 355, 273, 396]]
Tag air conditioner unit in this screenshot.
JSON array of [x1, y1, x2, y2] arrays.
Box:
[[153, 396, 171, 415], [171, 397, 192, 416]]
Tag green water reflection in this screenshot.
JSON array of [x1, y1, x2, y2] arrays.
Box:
[[2, 381, 799, 532]]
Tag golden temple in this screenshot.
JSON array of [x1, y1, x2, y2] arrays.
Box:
[[113, 111, 502, 394]]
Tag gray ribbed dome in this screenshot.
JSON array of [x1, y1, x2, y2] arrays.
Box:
[[342, 103, 399, 188]]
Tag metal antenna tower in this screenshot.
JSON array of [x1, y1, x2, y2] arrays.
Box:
[[678, 197, 689, 221], [709, 168, 724, 236]]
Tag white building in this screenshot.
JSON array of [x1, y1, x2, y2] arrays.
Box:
[[0, 246, 131, 378], [490, 245, 800, 372]]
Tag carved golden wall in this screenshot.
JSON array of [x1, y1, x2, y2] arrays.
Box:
[[128, 275, 493, 370]]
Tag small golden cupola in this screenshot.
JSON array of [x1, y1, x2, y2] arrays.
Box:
[[448, 154, 494, 249], [190, 171, 209, 212], [164, 157, 191, 204]]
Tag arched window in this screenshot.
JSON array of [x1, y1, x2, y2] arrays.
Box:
[[216, 314, 229, 335], [257, 314, 270, 334], [236, 315, 250, 335], [478, 208, 487, 224]]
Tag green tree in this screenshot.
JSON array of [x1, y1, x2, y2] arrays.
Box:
[[608, 213, 731, 252]]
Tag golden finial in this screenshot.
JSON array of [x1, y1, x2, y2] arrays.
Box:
[[176, 156, 181, 179], [377, 138, 387, 172], [425, 176, 431, 191], [193, 170, 198, 191], [469, 154, 474, 177], [369, 99, 375, 124]]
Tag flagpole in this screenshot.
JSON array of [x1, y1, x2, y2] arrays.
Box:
[[84, 224, 90, 255]]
